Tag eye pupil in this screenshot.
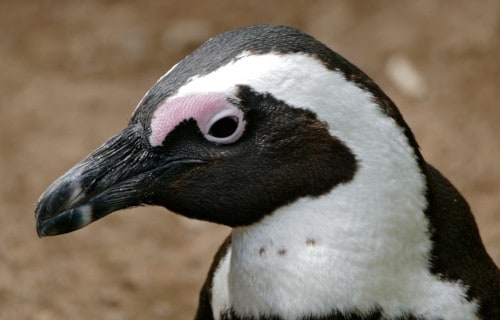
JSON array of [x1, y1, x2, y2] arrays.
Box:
[[208, 116, 239, 138]]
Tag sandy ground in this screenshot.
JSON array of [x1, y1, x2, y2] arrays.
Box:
[[0, 1, 498, 319]]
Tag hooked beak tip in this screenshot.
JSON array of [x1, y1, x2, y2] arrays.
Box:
[[35, 173, 94, 237], [36, 204, 94, 237]]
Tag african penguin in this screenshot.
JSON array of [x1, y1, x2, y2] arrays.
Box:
[[35, 25, 499, 320]]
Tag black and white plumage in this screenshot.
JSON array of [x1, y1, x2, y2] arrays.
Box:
[[35, 25, 499, 320]]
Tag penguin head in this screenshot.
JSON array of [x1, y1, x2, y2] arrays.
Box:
[[35, 25, 422, 236]]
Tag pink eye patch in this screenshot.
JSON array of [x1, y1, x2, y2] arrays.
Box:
[[149, 93, 244, 146]]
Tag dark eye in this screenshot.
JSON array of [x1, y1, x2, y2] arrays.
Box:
[[208, 116, 239, 138], [202, 108, 246, 144]]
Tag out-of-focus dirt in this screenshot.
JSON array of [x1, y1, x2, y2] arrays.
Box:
[[0, 1, 498, 319]]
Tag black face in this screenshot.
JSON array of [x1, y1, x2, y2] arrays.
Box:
[[35, 84, 357, 236], [147, 86, 358, 226]]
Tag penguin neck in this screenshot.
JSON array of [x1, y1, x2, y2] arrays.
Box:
[[231, 159, 431, 264], [228, 143, 433, 318], [225, 142, 479, 320]]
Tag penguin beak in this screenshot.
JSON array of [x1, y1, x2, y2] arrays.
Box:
[[35, 125, 202, 237]]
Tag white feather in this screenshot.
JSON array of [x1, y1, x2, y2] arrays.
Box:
[[166, 53, 478, 320]]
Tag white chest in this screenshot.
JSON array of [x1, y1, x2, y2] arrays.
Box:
[[210, 192, 479, 320]]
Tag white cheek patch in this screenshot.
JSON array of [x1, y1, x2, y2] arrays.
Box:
[[149, 92, 231, 146]]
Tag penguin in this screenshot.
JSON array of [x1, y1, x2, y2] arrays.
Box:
[[35, 25, 499, 320]]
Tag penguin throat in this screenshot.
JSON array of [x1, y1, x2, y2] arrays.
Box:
[[217, 154, 478, 320], [227, 161, 431, 317]]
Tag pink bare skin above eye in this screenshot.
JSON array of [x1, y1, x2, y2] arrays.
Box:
[[149, 93, 231, 146]]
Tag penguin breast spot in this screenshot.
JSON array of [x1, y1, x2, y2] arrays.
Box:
[[259, 247, 266, 257], [306, 238, 317, 246], [277, 249, 287, 256], [256, 238, 319, 259]]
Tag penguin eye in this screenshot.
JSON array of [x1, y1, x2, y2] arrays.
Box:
[[202, 107, 246, 144], [209, 116, 239, 138]]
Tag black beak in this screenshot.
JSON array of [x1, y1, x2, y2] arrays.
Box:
[[35, 125, 201, 237]]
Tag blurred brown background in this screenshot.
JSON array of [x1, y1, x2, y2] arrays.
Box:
[[0, 1, 498, 319]]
